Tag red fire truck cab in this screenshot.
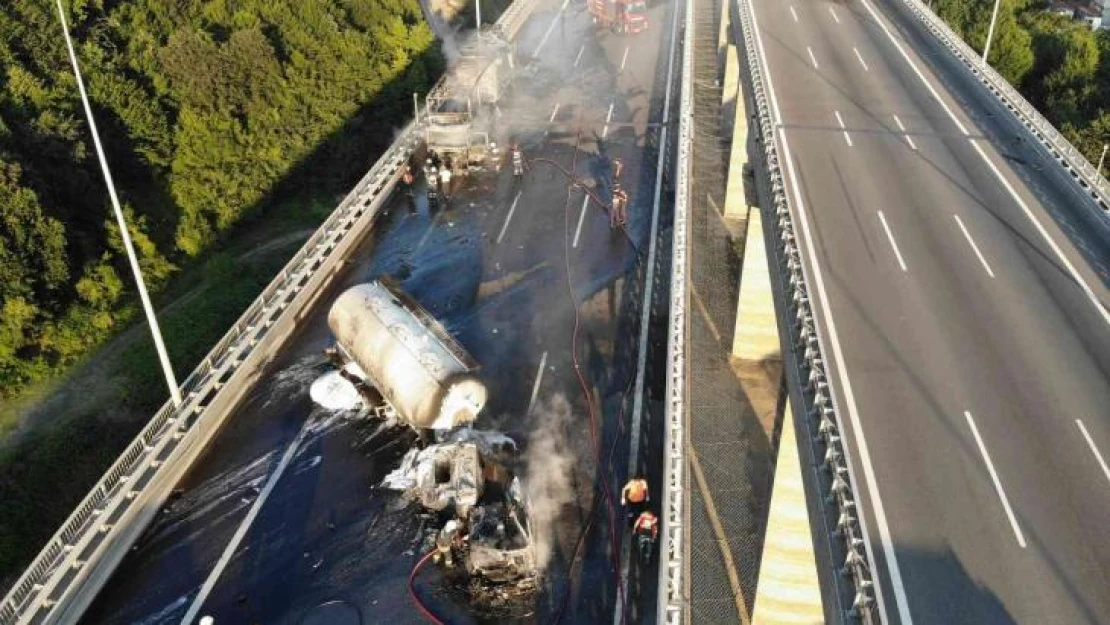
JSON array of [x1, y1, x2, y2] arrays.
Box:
[[589, 0, 648, 34]]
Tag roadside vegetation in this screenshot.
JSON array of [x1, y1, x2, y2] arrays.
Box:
[[932, 0, 1110, 163], [0, 0, 443, 586]]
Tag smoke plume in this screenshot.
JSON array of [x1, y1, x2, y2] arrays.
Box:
[[524, 393, 578, 571]]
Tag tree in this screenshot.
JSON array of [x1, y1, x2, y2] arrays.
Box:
[[966, 0, 1035, 85]]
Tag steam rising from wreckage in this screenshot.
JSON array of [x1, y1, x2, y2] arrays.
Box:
[[312, 279, 539, 610]]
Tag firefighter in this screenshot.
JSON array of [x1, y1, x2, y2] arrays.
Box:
[[490, 141, 502, 171], [424, 158, 439, 200], [611, 188, 629, 229], [621, 477, 649, 524], [511, 143, 525, 177], [434, 520, 462, 568], [633, 510, 659, 563], [402, 165, 415, 198], [439, 160, 453, 201]]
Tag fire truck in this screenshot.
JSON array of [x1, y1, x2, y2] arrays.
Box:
[[588, 0, 648, 33]]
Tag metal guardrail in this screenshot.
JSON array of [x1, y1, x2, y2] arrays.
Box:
[[734, 0, 880, 620], [896, 0, 1109, 215], [657, 0, 694, 621], [0, 2, 543, 622], [0, 122, 421, 625]]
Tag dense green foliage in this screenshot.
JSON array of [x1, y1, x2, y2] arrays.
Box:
[[933, 0, 1110, 164], [0, 0, 440, 401]]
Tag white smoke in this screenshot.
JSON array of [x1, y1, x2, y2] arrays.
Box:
[[523, 393, 578, 571]]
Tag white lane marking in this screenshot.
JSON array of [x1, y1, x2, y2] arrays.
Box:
[[834, 110, 852, 147], [416, 218, 437, 252], [853, 46, 870, 72], [954, 214, 995, 278], [790, 5, 799, 22], [613, 0, 680, 620], [858, 0, 969, 136], [968, 140, 1110, 326], [1076, 419, 1110, 488], [574, 43, 586, 67], [526, 351, 548, 415], [892, 114, 918, 150], [549, 102, 561, 123], [965, 411, 1027, 548], [749, 0, 904, 620], [533, 0, 572, 58], [877, 210, 907, 272], [572, 194, 590, 248], [806, 46, 819, 69], [620, 46, 630, 72], [496, 191, 524, 244], [829, 6, 841, 23], [602, 101, 615, 138], [180, 418, 313, 624]]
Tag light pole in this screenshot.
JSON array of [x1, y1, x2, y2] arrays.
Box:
[[1098, 143, 1108, 177], [982, 0, 1002, 66], [55, 0, 182, 407], [476, 0, 482, 30]]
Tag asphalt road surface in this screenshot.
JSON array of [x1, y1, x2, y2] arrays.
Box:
[[749, 0, 1110, 622], [81, 0, 678, 623]]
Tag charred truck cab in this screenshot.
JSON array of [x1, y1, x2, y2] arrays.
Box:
[[385, 441, 539, 609]]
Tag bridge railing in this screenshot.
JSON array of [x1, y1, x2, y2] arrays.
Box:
[[0, 122, 421, 625], [898, 0, 1109, 215], [0, 2, 546, 622], [657, 0, 694, 621], [733, 0, 881, 621]]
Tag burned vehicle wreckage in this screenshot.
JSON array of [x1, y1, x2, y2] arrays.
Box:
[[311, 279, 539, 609]]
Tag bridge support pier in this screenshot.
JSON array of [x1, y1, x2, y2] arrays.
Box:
[[751, 402, 825, 624], [731, 207, 779, 363]]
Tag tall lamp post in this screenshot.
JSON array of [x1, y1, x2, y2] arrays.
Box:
[[55, 0, 182, 407], [982, 0, 1003, 66]]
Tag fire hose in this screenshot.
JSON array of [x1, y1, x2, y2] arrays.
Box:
[[408, 549, 446, 625]]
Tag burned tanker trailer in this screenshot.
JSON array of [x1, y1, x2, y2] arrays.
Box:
[[314, 279, 487, 431], [312, 279, 539, 613]]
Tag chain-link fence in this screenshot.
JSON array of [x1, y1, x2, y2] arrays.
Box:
[[683, 0, 776, 621]]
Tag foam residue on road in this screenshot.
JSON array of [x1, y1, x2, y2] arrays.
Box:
[[133, 594, 188, 625], [265, 355, 328, 408], [310, 370, 363, 411], [523, 394, 577, 571]]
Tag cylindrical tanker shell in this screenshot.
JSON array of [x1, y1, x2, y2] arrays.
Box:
[[327, 281, 487, 429]]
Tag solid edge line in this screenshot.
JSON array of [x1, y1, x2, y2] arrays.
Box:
[[964, 411, 1027, 548], [953, 214, 995, 278], [533, 0, 572, 58], [878, 210, 908, 272], [747, 0, 905, 621], [967, 141, 1110, 325], [1076, 419, 1110, 487], [858, 0, 1109, 326], [858, 0, 969, 136], [180, 421, 311, 624], [497, 191, 524, 244], [526, 351, 548, 415]]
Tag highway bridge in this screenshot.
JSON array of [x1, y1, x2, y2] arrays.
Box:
[[3, 0, 1109, 621]]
